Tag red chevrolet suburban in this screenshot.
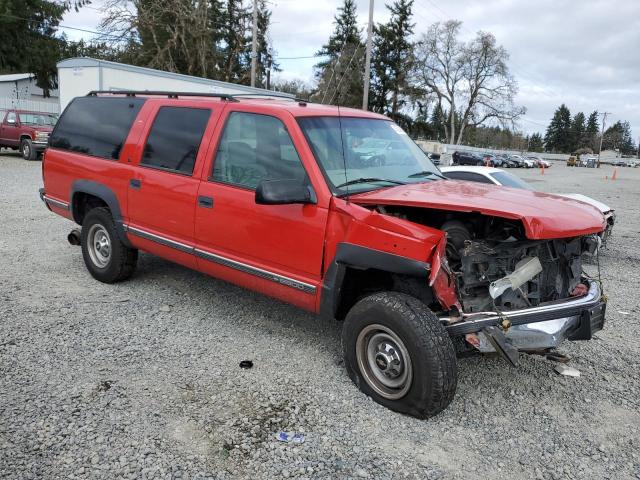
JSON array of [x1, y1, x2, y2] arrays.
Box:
[[40, 91, 607, 418], [0, 109, 57, 160]]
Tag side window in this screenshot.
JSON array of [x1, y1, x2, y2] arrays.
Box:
[[49, 97, 145, 160], [212, 112, 307, 190], [7, 112, 16, 124], [444, 171, 494, 184], [140, 107, 210, 175]]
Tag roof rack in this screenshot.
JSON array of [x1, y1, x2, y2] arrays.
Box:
[[87, 90, 239, 102], [230, 92, 310, 104]]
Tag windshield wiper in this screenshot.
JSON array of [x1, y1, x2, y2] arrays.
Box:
[[407, 170, 445, 179], [336, 177, 406, 188]]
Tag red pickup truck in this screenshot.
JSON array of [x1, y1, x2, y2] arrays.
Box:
[[40, 91, 607, 418], [0, 109, 58, 160]]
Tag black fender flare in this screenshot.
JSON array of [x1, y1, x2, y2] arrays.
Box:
[[70, 180, 132, 247], [319, 242, 431, 320]]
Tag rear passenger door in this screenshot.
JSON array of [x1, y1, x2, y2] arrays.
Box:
[[194, 109, 328, 311], [127, 103, 218, 268]]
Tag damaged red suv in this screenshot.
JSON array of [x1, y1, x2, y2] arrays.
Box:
[[40, 92, 607, 418]]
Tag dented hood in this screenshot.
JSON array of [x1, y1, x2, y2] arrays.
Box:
[[349, 180, 606, 239]]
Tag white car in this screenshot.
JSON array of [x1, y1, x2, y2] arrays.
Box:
[[440, 166, 616, 242]]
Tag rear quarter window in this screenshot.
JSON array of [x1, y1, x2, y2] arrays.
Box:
[[49, 96, 146, 160]]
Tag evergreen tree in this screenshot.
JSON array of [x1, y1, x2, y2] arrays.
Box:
[[221, 0, 252, 84], [603, 120, 635, 155], [429, 103, 446, 141], [528, 132, 544, 152], [313, 0, 364, 107], [370, 0, 415, 116], [544, 104, 572, 152], [569, 112, 586, 151], [585, 111, 600, 151], [0, 0, 69, 95]]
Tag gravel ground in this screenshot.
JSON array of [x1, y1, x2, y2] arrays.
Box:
[[1, 151, 639, 480]]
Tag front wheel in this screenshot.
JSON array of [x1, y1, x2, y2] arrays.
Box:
[[342, 292, 457, 419], [20, 138, 36, 160], [81, 207, 138, 283]]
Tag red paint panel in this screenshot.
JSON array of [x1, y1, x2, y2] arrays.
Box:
[[350, 180, 606, 239]]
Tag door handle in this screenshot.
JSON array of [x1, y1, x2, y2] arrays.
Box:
[[198, 196, 213, 208], [129, 179, 141, 189]]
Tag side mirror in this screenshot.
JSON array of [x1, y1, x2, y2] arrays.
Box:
[[255, 179, 317, 205]]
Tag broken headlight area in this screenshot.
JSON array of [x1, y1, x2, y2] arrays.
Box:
[[455, 236, 589, 313]]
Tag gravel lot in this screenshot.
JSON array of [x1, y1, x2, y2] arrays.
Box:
[[1, 151, 639, 480]]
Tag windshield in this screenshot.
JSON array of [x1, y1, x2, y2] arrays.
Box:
[[297, 116, 440, 194], [18, 112, 58, 126], [490, 171, 535, 190]]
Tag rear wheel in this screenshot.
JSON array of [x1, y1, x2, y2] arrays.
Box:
[[81, 207, 138, 283], [20, 138, 36, 160], [342, 292, 457, 419]]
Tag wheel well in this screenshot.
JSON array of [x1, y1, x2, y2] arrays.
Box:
[[72, 193, 109, 225], [20, 134, 32, 142], [335, 267, 436, 320]]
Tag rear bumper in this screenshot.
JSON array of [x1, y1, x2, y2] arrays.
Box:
[[444, 279, 606, 347]]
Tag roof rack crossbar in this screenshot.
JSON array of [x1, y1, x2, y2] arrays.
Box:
[[229, 92, 309, 103], [86, 90, 239, 102]]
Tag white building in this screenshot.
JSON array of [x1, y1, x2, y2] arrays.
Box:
[[0, 73, 60, 114], [57, 58, 290, 111]]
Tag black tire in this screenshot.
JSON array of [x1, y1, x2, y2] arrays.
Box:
[[20, 138, 36, 160], [81, 207, 138, 283], [342, 292, 457, 419]]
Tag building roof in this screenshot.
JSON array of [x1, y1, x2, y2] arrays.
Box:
[[57, 57, 293, 97], [0, 73, 34, 83]]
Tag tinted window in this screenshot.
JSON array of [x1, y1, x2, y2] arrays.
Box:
[[141, 107, 210, 175], [444, 171, 494, 184], [49, 97, 145, 160], [490, 171, 535, 190], [212, 112, 307, 190]]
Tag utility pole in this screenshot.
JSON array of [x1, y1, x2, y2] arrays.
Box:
[[362, 0, 374, 110], [250, 0, 258, 88], [597, 111, 611, 161]]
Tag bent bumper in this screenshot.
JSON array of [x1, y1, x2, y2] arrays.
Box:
[[444, 279, 606, 350]]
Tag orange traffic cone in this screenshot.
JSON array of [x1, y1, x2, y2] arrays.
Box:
[[540, 164, 545, 175], [612, 167, 618, 180]]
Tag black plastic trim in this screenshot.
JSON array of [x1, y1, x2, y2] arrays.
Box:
[[319, 242, 431, 319], [69, 180, 132, 247]]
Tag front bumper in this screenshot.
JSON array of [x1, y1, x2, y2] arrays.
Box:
[[32, 141, 48, 151], [444, 279, 606, 351]]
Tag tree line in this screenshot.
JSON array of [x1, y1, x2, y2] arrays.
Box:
[[529, 104, 637, 155], [1, 0, 526, 146]]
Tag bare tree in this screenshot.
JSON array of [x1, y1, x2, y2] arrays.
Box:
[[412, 21, 524, 144]]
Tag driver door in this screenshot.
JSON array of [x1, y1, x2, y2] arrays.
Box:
[[194, 109, 328, 311]]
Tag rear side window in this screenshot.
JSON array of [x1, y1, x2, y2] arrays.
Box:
[[49, 97, 145, 160], [141, 107, 210, 175], [444, 171, 494, 184]]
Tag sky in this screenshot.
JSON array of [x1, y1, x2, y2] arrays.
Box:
[[61, 0, 640, 139]]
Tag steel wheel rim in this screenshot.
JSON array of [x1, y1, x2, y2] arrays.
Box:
[[23, 143, 30, 159], [356, 324, 412, 400], [87, 224, 111, 269]]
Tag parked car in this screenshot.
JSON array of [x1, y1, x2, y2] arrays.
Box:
[[482, 153, 501, 167], [494, 154, 515, 168], [440, 166, 616, 243], [506, 154, 528, 168], [526, 155, 551, 168], [0, 109, 58, 160], [452, 150, 486, 166], [611, 159, 628, 167], [40, 91, 607, 418]]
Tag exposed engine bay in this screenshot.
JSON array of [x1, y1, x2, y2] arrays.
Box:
[[372, 205, 600, 313]]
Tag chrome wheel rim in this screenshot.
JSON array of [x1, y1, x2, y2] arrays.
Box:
[[356, 324, 412, 400], [87, 224, 111, 269], [23, 143, 30, 159]]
